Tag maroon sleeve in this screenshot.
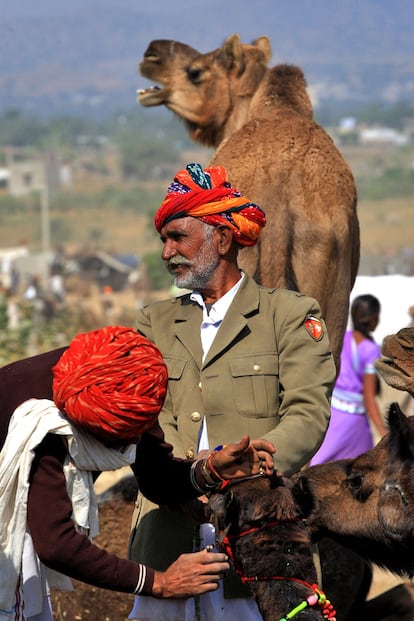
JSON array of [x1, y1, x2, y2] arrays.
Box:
[[0, 347, 66, 450], [132, 421, 202, 506], [27, 434, 154, 595]]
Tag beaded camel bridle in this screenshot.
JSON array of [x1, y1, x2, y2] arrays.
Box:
[[211, 475, 336, 621]]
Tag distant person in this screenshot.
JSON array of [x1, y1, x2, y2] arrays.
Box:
[[49, 268, 65, 304], [408, 304, 414, 327], [310, 293, 387, 464], [101, 284, 115, 318], [24, 275, 40, 301]]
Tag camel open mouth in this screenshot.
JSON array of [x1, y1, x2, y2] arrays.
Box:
[[136, 85, 165, 106]]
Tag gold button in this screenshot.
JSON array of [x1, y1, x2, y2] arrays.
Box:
[[191, 411, 202, 422], [198, 381, 202, 391], [253, 363, 261, 372], [186, 448, 195, 459]]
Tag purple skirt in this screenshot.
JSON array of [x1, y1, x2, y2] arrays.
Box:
[[309, 406, 374, 465]]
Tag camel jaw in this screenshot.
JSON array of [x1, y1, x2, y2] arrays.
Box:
[[375, 356, 413, 393], [137, 85, 165, 107], [376, 355, 410, 376]]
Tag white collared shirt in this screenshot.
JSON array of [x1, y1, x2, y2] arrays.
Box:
[[190, 272, 244, 362]]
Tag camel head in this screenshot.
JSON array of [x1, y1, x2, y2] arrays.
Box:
[[375, 327, 414, 395], [207, 474, 323, 621], [138, 39, 199, 106], [292, 402, 414, 577], [138, 34, 272, 147]]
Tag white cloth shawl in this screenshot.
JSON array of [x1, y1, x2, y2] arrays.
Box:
[[0, 398, 136, 620]]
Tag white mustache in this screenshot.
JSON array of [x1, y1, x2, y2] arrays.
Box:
[[167, 256, 192, 267]]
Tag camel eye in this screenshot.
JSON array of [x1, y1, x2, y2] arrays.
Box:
[[187, 67, 203, 83], [347, 473, 364, 492]]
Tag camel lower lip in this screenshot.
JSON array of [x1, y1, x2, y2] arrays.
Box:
[[137, 86, 165, 106]]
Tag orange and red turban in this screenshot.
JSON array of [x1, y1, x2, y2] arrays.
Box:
[[52, 326, 168, 443], [154, 163, 266, 247]]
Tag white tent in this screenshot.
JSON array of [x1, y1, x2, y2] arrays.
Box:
[[350, 274, 414, 345]]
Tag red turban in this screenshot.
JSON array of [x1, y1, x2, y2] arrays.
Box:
[[154, 163, 266, 247], [52, 326, 168, 443]]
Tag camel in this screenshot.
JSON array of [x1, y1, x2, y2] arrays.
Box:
[[208, 473, 337, 621], [293, 327, 414, 574], [293, 401, 414, 577], [375, 327, 414, 394], [208, 471, 414, 621], [138, 34, 360, 370]]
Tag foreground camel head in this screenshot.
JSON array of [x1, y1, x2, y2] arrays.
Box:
[[293, 402, 414, 577], [207, 474, 330, 621], [138, 34, 298, 147], [375, 327, 414, 395]]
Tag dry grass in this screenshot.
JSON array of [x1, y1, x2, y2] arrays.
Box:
[[0, 190, 412, 261]]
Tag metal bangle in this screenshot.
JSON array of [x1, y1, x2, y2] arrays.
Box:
[[190, 458, 216, 493]]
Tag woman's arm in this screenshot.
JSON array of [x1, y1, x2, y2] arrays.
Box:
[[363, 373, 387, 438]]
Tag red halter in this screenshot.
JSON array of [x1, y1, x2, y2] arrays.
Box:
[[215, 478, 336, 620]]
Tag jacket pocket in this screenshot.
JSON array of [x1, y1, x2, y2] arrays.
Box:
[[163, 356, 188, 380], [229, 353, 279, 417]]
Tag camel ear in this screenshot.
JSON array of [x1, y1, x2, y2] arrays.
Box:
[[208, 491, 233, 530], [208, 491, 234, 551], [252, 36, 272, 63], [388, 403, 414, 462], [221, 34, 245, 75]]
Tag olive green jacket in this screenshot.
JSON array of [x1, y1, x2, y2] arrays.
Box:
[[129, 276, 336, 595]]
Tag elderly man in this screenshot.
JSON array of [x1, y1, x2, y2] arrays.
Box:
[[129, 163, 336, 621]]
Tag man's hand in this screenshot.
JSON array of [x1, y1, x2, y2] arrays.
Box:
[[151, 548, 230, 598], [210, 435, 275, 480]]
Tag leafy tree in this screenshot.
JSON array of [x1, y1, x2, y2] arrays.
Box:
[[351, 101, 414, 130], [117, 129, 179, 179]]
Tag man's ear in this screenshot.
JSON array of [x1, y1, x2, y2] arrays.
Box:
[[216, 226, 233, 255]]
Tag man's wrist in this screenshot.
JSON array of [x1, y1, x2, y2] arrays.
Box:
[[191, 457, 221, 493]]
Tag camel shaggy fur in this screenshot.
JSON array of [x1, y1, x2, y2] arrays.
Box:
[[138, 34, 360, 369], [206, 328, 414, 620], [208, 474, 335, 621], [208, 472, 413, 621]]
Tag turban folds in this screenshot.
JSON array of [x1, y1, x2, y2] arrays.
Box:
[[52, 326, 168, 443], [154, 163, 266, 247]]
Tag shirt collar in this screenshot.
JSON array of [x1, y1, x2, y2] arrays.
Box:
[[190, 272, 244, 322]]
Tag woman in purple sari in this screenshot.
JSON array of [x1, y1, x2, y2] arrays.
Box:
[[310, 294, 387, 464]]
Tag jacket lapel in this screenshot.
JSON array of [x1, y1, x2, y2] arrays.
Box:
[[173, 297, 204, 368], [203, 276, 260, 368]]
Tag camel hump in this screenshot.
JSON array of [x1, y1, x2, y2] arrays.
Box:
[[250, 64, 313, 119]]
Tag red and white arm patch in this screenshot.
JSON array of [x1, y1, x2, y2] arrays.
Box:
[[303, 315, 324, 341]]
